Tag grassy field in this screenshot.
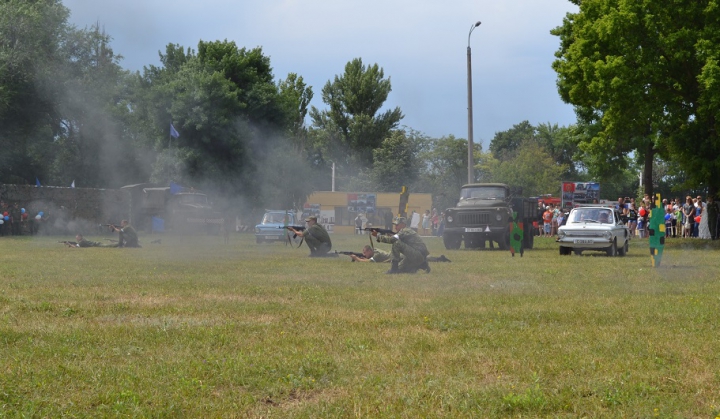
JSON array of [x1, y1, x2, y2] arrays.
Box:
[[1, 232, 720, 418]]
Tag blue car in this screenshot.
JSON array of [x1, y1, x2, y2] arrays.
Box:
[[254, 210, 302, 244]]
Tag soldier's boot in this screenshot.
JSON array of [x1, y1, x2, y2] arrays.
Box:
[[386, 260, 400, 274], [420, 258, 431, 273]]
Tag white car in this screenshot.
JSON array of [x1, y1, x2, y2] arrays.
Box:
[[557, 206, 630, 256]]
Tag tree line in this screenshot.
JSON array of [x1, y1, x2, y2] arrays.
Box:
[[1, 0, 716, 217]]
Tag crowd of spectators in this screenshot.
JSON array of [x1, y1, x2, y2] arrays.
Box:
[[535, 194, 719, 241], [0, 200, 60, 236], [616, 195, 718, 240]]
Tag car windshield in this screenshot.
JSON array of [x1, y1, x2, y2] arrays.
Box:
[[569, 208, 613, 224], [460, 186, 506, 200], [263, 213, 291, 224]]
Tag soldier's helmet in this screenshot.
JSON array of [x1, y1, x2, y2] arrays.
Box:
[[393, 216, 407, 225]]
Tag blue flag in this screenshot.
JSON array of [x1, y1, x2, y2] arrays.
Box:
[[170, 123, 180, 139], [169, 181, 183, 195], [35, 177, 41, 187], [152, 216, 165, 233]]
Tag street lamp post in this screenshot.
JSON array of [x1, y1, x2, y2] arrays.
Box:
[[467, 21, 481, 184]]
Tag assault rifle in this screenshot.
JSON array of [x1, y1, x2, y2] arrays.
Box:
[[58, 240, 78, 246], [100, 223, 122, 230], [277, 225, 306, 239], [336, 250, 364, 261], [276, 225, 306, 231], [364, 227, 395, 235]]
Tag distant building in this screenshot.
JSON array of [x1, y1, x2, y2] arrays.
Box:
[[302, 191, 432, 234]]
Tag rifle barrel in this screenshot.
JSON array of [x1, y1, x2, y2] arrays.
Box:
[[276, 225, 306, 230], [363, 227, 394, 235]]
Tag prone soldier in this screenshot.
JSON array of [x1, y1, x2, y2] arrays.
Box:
[[348, 245, 393, 263], [63, 234, 116, 248], [348, 245, 451, 264]]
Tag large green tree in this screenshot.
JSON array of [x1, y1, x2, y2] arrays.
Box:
[[417, 135, 476, 211], [0, 0, 69, 184], [369, 130, 425, 192], [489, 120, 582, 181], [489, 120, 536, 161], [134, 40, 318, 212], [309, 58, 403, 188], [479, 140, 568, 197], [51, 25, 146, 188], [552, 0, 720, 196], [0, 1, 145, 187]]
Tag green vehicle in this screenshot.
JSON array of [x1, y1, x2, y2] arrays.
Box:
[[121, 184, 224, 234], [442, 183, 537, 250]]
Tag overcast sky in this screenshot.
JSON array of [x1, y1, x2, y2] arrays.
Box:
[[63, 0, 579, 149]]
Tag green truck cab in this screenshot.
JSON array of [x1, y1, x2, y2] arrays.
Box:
[[442, 183, 537, 250]]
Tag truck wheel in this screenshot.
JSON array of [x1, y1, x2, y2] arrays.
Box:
[[443, 233, 462, 250], [255, 237, 264, 244], [497, 234, 510, 250], [559, 246, 570, 255], [524, 228, 534, 249]]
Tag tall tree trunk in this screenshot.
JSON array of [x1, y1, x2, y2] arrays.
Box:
[[643, 141, 655, 204]]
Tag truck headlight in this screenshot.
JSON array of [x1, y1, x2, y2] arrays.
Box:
[[557, 230, 566, 239], [446, 215, 453, 223], [496, 214, 503, 221], [603, 231, 612, 239]]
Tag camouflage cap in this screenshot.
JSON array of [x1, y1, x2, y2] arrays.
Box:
[[305, 215, 317, 222], [393, 216, 407, 225]]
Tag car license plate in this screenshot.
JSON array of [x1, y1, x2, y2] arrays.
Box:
[[574, 239, 593, 244], [464, 227, 484, 233], [265, 235, 276, 240]]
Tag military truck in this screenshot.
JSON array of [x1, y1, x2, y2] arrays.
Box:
[[121, 184, 224, 233], [442, 183, 537, 250]]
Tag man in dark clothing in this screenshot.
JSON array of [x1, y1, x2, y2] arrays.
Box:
[[10, 203, 21, 236], [110, 220, 140, 247], [707, 195, 719, 240], [290, 216, 333, 257]]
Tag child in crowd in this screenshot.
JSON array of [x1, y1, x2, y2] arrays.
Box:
[[542, 205, 553, 237], [665, 208, 673, 237]]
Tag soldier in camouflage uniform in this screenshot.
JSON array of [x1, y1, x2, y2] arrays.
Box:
[[350, 245, 393, 263], [64, 234, 116, 247], [290, 215, 333, 257], [110, 220, 140, 248], [351, 244, 451, 264], [371, 217, 430, 274]]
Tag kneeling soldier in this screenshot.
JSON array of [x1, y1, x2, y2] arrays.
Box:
[[371, 217, 430, 274]]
